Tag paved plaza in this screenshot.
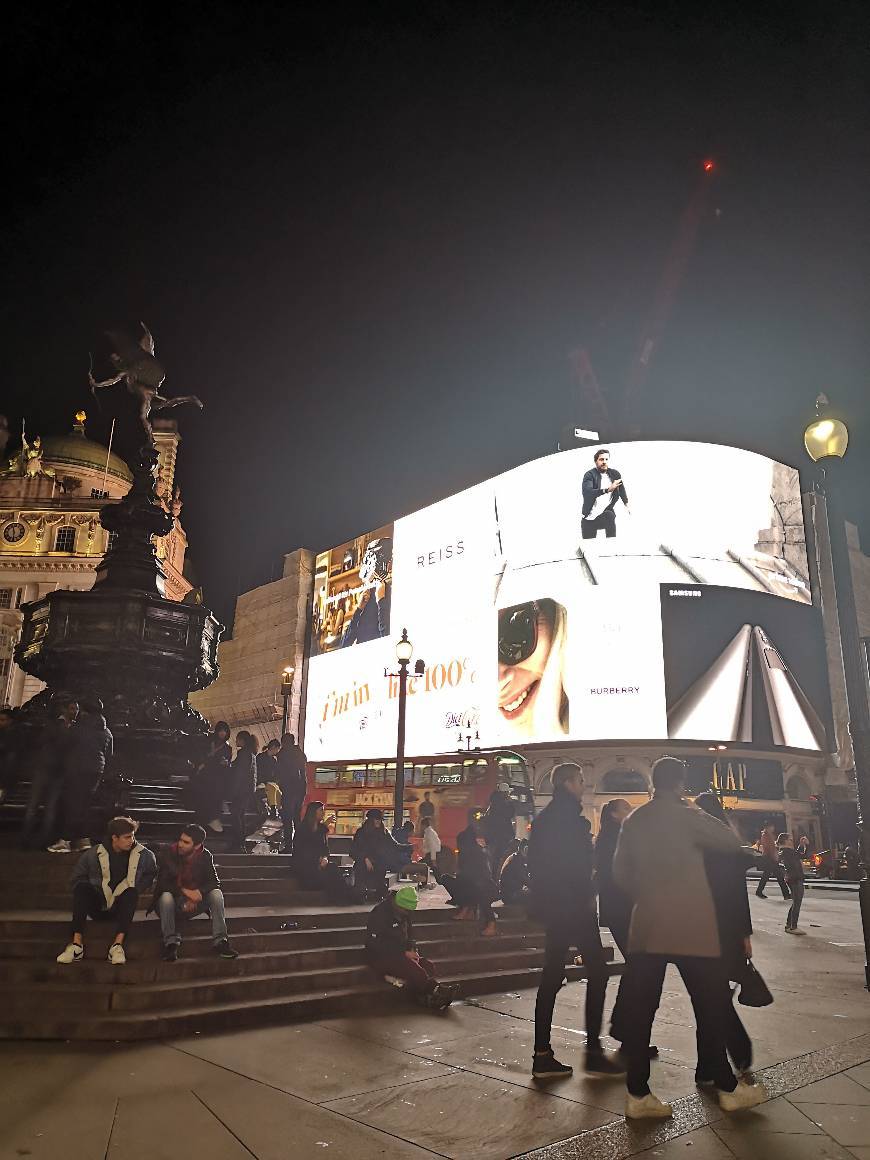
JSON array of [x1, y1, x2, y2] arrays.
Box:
[[2, 889, 869, 1160]]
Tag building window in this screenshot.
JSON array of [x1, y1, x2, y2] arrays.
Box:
[[54, 526, 76, 553], [90, 488, 109, 500], [0, 589, 11, 610], [0, 657, 9, 682], [107, 531, 118, 552]]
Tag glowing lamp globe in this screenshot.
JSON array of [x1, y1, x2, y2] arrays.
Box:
[[804, 417, 849, 463], [396, 630, 413, 664]]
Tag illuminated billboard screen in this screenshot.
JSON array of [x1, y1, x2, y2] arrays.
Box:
[[305, 442, 831, 759]]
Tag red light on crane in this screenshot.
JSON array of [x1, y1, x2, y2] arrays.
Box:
[[703, 159, 715, 173]]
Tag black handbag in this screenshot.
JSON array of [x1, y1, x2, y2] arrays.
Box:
[[737, 960, 773, 1007]]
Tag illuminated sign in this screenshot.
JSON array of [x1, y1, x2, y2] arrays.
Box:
[[305, 442, 830, 759]]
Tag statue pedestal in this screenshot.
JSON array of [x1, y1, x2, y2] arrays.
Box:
[[15, 433, 222, 782], [16, 587, 222, 780]]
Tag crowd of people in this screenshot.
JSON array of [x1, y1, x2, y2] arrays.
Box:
[[188, 724, 308, 852], [1, 701, 819, 1119]]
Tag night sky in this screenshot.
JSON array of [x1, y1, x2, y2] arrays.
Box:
[[4, 4, 868, 631]]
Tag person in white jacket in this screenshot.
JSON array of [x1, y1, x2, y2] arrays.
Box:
[[421, 817, 441, 880]]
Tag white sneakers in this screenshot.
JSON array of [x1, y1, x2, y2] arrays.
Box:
[[56, 942, 127, 964], [719, 1081, 767, 1112], [56, 943, 84, 964], [626, 1081, 767, 1120], [107, 943, 126, 965], [625, 1093, 673, 1119], [47, 840, 72, 854]]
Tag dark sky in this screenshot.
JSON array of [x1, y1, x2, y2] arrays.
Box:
[[4, 3, 868, 631]]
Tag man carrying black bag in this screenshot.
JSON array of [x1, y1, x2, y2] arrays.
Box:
[[528, 763, 624, 1080]]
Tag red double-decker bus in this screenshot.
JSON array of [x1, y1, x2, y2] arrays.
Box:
[[305, 748, 535, 869]]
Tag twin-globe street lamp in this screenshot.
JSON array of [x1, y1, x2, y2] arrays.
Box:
[[804, 395, 870, 989], [389, 628, 425, 834]]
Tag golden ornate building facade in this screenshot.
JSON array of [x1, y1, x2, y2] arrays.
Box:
[[0, 412, 191, 706]]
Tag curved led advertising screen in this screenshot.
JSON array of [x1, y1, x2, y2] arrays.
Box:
[[306, 441, 832, 760]]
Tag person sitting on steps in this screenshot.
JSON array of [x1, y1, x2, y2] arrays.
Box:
[[365, 885, 458, 1010], [56, 815, 156, 966], [150, 823, 238, 961]]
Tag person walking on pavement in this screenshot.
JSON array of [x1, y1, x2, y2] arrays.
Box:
[[614, 758, 766, 1119], [151, 823, 238, 961], [594, 798, 655, 1057], [528, 763, 625, 1081], [48, 700, 113, 854], [756, 823, 791, 900], [778, 834, 806, 934], [693, 792, 755, 1080], [276, 732, 307, 854]]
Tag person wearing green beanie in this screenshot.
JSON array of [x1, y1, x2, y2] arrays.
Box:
[[365, 887, 458, 1010]]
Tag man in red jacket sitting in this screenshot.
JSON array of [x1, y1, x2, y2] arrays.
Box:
[[151, 824, 238, 961]]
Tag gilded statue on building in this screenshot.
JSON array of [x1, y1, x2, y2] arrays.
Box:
[[0, 428, 55, 479]]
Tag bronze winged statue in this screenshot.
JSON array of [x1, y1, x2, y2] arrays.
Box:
[[88, 322, 202, 442]]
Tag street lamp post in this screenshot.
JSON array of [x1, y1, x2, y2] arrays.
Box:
[[280, 665, 294, 737], [804, 396, 870, 989], [392, 628, 414, 834]]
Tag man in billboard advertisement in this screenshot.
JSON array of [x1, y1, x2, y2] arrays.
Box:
[[310, 525, 393, 658], [581, 448, 629, 540]]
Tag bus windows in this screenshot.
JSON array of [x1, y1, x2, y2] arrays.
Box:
[[338, 764, 366, 786], [496, 755, 531, 788], [433, 762, 463, 785], [385, 763, 396, 786], [412, 764, 433, 786], [367, 763, 386, 787], [314, 766, 339, 788], [463, 759, 488, 784]]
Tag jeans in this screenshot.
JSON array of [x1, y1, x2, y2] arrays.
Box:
[[534, 916, 609, 1053], [71, 882, 138, 939], [757, 858, 791, 898], [158, 889, 228, 945], [605, 916, 631, 1043], [621, 953, 737, 1096], [581, 509, 616, 539], [696, 984, 753, 1077], [368, 952, 437, 994], [21, 767, 64, 848], [786, 880, 804, 929]]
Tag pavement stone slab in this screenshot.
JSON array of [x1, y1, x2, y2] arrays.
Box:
[[170, 1021, 456, 1103], [792, 1101, 870, 1148], [193, 1071, 439, 1158], [710, 1129, 855, 1160], [107, 1090, 252, 1160], [788, 1073, 870, 1106], [632, 1126, 733, 1160], [324, 1069, 615, 1159]]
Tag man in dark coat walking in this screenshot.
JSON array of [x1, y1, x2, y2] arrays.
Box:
[[528, 763, 624, 1080]]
